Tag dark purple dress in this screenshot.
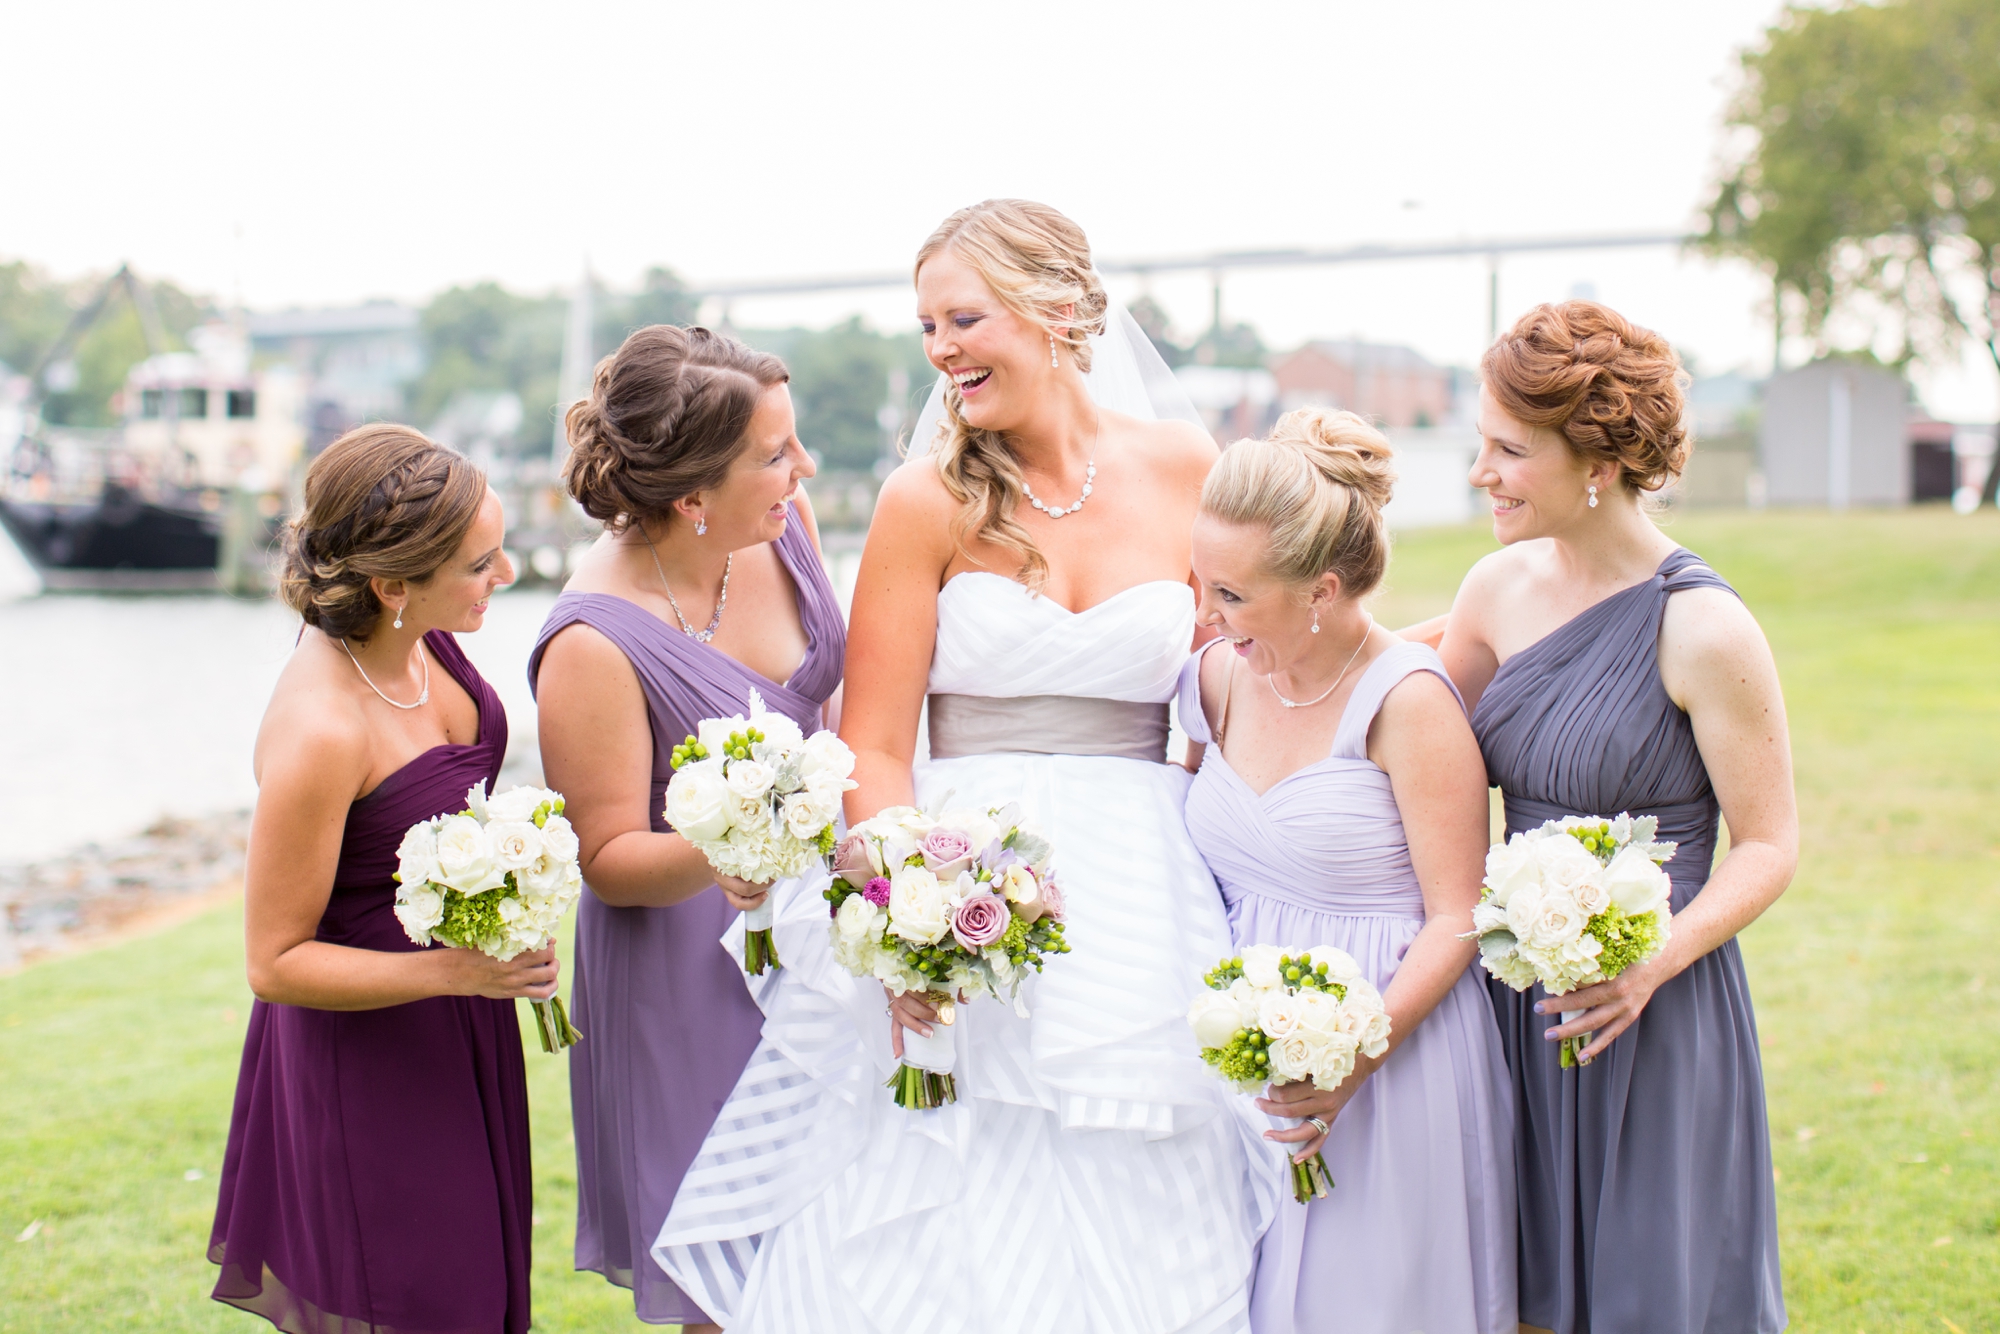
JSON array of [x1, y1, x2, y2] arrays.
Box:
[[210, 631, 532, 1334], [526, 507, 845, 1326], [1471, 548, 1784, 1334]]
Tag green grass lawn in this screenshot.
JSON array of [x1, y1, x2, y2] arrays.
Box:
[[2, 508, 1996, 1331]]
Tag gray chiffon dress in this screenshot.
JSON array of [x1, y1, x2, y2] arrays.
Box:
[[1470, 547, 1785, 1334], [525, 506, 845, 1326]]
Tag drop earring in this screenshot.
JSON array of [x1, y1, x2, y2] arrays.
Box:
[[393, 609, 403, 630], [696, 514, 707, 536], [1588, 485, 1599, 509], [1311, 607, 1321, 634], [1049, 334, 1060, 368]]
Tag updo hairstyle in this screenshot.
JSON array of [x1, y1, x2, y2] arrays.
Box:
[[279, 424, 487, 643], [1481, 301, 1691, 491], [1201, 407, 1397, 601], [562, 324, 790, 532], [913, 199, 1111, 590]]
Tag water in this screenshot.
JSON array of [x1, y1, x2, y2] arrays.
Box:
[[0, 547, 869, 867]]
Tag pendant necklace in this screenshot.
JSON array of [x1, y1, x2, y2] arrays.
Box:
[[340, 637, 431, 709], [1020, 412, 1101, 519], [1269, 615, 1373, 710], [643, 529, 732, 643]]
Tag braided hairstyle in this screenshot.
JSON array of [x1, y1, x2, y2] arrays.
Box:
[[278, 424, 486, 643], [1202, 408, 1397, 599], [1481, 301, 1692, 492], [913, 199, 1110, 592], [561, 325, 790, 532]]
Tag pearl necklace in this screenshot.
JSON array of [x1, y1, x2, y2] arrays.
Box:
[[643, 530, 732, 643], [340, 636, 430, 710], [1019, 414, 1101, 520], [1268, 616, 1372, 710]]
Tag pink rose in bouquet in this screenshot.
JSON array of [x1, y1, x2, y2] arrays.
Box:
[[951, 892, 1010, 950]]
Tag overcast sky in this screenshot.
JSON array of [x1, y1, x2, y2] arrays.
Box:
[[8, 0, 1995, 418]]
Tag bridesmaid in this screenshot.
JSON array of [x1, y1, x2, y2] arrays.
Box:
[[210, 425, 548, 1334], [1439, 301, 1796, 1334], [1180, 408, 1516, 1334], [529, 325, 843, 1333]]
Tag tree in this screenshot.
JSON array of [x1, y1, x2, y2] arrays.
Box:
[[1705, 0, 2000, 499], [743, 319, 934, 470], [410, 282, 563, 448]]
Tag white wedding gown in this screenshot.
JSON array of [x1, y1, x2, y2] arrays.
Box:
[[654, 571, 1280, 1333]]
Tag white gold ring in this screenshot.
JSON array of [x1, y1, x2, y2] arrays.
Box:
[[1306, 1116, 1330, 1136]]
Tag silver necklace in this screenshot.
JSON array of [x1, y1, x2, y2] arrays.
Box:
[[643, 530, 732, 643], [1020, 414, 1100, 520], [1269, 615, 1372, 710], [340, 637, 430, 710]]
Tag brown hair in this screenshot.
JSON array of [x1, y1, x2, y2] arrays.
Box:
[[1481, 301, 1691, 491], [279, 424, 487, 643], [913, 199, 1109, 591], [1202, 408, 1396, 599], [562, 324, 790, 531]]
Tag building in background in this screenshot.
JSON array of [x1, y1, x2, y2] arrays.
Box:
[[1759, 359, 1911, 507], [1173, 365, 1278, 443], [1270, 339, 1454, 428], [122, 324, 304, 490], [247, 303, 423, 450]]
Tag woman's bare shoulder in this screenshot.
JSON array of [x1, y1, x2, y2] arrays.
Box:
[[257, 640, 371, 786]]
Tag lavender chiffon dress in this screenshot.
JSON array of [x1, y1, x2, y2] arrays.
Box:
[[1179, 640, 1517, 1334], [525, 507, 844, 1326], [1472, 548, 1784, 1334], [209, 631, 532, 1334]]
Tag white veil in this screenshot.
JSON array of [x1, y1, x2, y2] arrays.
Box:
[[906, 299, 1203, 456]]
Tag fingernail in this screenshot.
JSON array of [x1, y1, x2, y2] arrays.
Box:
[[1543, 1030, 1557, 1040]]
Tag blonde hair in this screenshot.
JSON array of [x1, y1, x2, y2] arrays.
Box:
[[1201, 408, 1396, 599], [912, 199, 1110, 590], [1482, 301, 1691, 491]]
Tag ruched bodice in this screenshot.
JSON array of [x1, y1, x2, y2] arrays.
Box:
[[1180, 641, 1450, 920], [929, 572, 1193, 701], [1471, 546, 1784, 1334]]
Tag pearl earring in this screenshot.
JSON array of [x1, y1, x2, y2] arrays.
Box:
[[393, 610, 403, 630], [696, 514, 707, 536], [1311, 607, 1321, 634], [1049, 334, 1060, 368], [1588, 485, 1599, 509]]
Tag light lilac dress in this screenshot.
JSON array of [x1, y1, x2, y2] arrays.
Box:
[[1178, 639, 1517, 1334]]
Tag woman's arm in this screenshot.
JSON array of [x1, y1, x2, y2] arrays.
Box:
[[536, 623, 770, 910], [1397, 613, 1449, 650], [1436, 554, 1509, 715], [1260, 669, 1488, 1160], [243, 699, 558, 1010], [839, 463, 954, 823], [1541, 587, 1798, 1062]]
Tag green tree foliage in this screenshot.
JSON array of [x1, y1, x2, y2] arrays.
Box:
[[740, 319, 935, 469], [0, 262, 211, 427], [1705, 0, 2000, 494], [409, 281, 564, 443]]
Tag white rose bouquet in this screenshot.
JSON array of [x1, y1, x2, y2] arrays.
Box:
[[1464, 813, 1677, 1067], [662, 689, 857, 974], [821, 803, 1071, 1110], [393, 780, 585, 1053], [1187, 944, 1391, 1203]]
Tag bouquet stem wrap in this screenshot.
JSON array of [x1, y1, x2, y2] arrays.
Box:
[[531, 996, 583, 1053], [887, 993, 958, 1109], [741, 899, 780, 976], [1558, 1009, 1588, 1069]]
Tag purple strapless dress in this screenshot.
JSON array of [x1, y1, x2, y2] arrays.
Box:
[[209, 630, 532, 1334], [525, 506, 845, 1326], [1179, 639, 1517, 1334]]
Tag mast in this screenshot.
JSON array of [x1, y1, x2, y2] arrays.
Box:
[[552, 259, 593, 463]]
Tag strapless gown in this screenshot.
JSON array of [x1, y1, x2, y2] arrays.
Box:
[[209, 630, 532, 1334], [654, 572, 1278, 1333], [1179, 640, 1516, 1334]]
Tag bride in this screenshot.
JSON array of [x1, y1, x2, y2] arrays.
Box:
[[652, 199, 1279, 1331]]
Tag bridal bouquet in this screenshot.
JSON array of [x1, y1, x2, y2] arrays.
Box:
[[393, 781, 585, 1053], [821, 803, 1070, 1109], [1187, 944, 1391, 1203], [1464, 813, 1677, 1067], [663, 689, 857, 974]]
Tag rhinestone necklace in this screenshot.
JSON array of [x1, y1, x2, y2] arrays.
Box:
[[1268, 615, 1372, 710], [1020, 413, 1101, 520], [642, 529, 732, 643], [340, 637, 431, 710]]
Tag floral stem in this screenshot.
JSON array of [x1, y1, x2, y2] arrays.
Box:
[[1559, 1033, 1590, 1069], [531, 997, 582, 1054], [885, 1062, 956, 1109], [744, 928, 781, 975], [1291, 1151, 1333, 1203]]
